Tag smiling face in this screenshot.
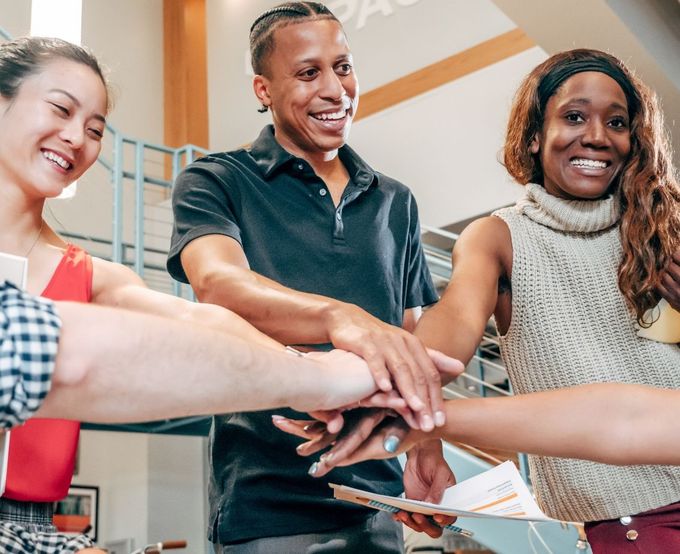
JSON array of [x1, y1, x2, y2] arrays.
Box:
[[253, 19, 358, 161], [531, 71, 631, 200], [0, 58, 107, 199]]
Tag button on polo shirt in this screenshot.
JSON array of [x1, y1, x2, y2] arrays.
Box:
[[167, 124, 438, 544]]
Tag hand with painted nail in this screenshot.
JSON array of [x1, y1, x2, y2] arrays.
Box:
[[326, 303, 464, 431], [274, 411, 420, 477], [272, 408, 394, 472]]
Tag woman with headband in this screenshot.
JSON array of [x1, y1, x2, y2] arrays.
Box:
[[279, 49, 680, 552]]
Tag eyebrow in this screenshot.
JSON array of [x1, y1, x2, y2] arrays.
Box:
[[49, 88, 107, 124], [563, 97, 628, 112]]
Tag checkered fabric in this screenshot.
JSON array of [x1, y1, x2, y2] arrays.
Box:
[[0, 521, 94, 553], [0, 282, 61, 430]]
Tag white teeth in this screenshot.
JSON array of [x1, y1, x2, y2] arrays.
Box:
[[571, 158, 607, 169], [312, 110, 346, 121], [43, 151, 71, 170]]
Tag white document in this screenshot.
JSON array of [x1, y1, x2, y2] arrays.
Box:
[[0, 251, 25, 497], [331, 460, 555, 522]]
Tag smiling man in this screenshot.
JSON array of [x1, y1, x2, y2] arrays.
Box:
[[166, 2, 457, 553]]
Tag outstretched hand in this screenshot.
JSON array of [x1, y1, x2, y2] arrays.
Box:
[[327, 304, 464, 430], [272, 409, 421, 475]]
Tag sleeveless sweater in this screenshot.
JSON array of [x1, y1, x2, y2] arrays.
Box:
[[3, 244, 92, 502], [493, 183, 680, 523]]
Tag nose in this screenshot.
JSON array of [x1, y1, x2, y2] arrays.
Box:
[[59, 119, 85, 149], [581, 118, 609, 149], [319, 70, 345, 102]]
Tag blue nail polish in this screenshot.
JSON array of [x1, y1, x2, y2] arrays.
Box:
[[308, 462, 319, 476], [383, 435, 400, 453]]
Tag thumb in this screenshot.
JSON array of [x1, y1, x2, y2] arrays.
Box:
[[426, 349, 465, 378]]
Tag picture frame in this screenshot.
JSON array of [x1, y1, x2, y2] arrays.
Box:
[[53, 485, 99, 542]]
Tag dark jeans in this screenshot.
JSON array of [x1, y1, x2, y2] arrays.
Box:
[[584, 501, 680, 553], [214, 511, 404, 554]]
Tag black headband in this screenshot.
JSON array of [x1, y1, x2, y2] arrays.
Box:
[[538, 58, 638, 114], [250, 6, 310, 34]]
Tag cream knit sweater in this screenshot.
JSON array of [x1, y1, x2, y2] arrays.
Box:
[[494, 183, 680, 523]]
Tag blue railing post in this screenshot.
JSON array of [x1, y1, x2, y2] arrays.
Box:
[[112, 130, 124, 264], [134, 141, 145, 277]]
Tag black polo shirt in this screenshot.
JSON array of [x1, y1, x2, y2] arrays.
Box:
[[167, 125, 438, 544]]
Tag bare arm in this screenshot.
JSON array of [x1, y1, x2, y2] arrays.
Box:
[[36, 302, 379, 422], [303, 384, 680, 470], [180, 234, 458, 429], [415, 216, 510, 369], [432, 385, 680, 465], [91, 256, 281, 350]]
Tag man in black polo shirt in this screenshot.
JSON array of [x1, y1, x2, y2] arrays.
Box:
[[167, 3, 457, 552]]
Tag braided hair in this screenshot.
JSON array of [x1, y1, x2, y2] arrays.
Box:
[[249, 2, 339, 77]]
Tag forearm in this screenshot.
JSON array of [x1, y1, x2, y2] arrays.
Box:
[[194, 264, 345, 344], [415, 309, 483, 366], [430, 384, 680, 465], [36, 302, 375, 422]]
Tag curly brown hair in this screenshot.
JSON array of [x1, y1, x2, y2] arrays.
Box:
[[503, 49, 680, 325]]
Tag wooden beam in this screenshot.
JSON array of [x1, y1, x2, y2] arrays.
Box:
[[355, 28, 535, 121], [163, 0, 209, 149]]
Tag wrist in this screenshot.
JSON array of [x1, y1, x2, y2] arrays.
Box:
[[321, 299, 351, 336]]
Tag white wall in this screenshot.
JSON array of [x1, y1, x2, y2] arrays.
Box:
[[206, 0, 546, 225], [74, 431, 150, 549], [148, 435, 209, 554]]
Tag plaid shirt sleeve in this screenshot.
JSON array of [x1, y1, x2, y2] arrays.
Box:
[[0, 282, 61, 429]]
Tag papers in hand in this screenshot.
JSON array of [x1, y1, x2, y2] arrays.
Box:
[[331, 460, 554, 522], [637, 299, 680, 344]]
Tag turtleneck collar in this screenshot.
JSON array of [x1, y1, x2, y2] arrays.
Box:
[[517, 183, 621, 233]]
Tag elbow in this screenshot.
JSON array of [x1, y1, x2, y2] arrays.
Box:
[[191, 269, 232, 307]]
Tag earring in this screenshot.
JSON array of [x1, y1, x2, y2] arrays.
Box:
[[258, 104, 269, 113]]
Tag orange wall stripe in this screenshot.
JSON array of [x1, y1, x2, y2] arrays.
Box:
[[163, 0, 209, 149], [355, 28, 535, 122]]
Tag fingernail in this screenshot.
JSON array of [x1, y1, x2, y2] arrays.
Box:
[[434, 411, 446, 427], [308, 462, 319, 476], [271, 415, 286, 422], [420, 414, 434, 432], [383, 435, 401, 453], [320, 452, 333, 463], [296, 444, 306, 453]]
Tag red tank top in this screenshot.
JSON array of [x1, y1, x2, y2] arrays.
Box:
[[4, 244, 92, 501]]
